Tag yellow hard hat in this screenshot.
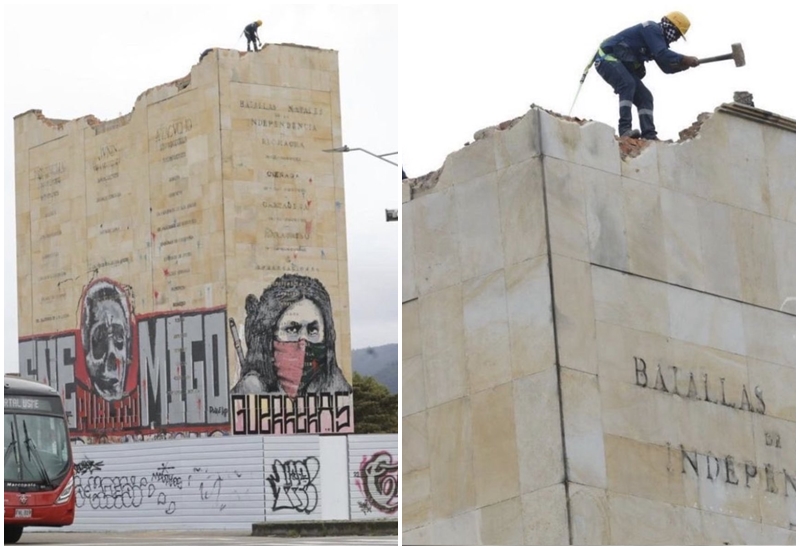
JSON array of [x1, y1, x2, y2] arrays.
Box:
[[256, 20, 263, 26], [665, 11, 690, 37]]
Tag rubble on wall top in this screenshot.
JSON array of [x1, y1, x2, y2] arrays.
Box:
[[406, 167, 443, 198], [406, 95, 796, 200], [13, 109, 69, 128]]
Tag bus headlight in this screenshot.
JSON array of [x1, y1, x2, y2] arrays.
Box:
[[55, 475, 74, 504]]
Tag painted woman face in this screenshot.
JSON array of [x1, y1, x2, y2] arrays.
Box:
[[274, 299, 325, 343]]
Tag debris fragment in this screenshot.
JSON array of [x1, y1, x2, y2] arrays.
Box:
[[733, 91, 754, 107], [678, 112, 712, 141], [407, 167, 443, 199]]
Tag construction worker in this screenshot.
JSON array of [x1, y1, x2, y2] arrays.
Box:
[[594, 12, 699, 140], [244, 20, 263, 52]]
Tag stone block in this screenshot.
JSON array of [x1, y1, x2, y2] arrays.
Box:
[[568, 483, 611, 545], [463, 270, 512, 394], [592, 265, 670, 337], [430, 510, 481, 545], [496, 158, 547, 267], [403, 411, 429, 475], [692, 508, 796, 545], [542, 157, 590, 262], [562, 368, 606, 487], [620, 139, 659, 185], [595, 321, 671, 387], [505, 255, 555, 379], [402, 200, 418, 301], [747, 357, 795, 423], [419, 284, 468, 408], [539, 110, 620, 175], [494, 108, 541, 170], [441, 135, 497, 189], [455, 173, 504, 282], [657, 134, 715, 202], [514, 369, 564, 494], [520, 483, 569, 545], [604, 436, 689, 508], [623, 177, 667, 281], [771, 217, 795, 315], [607, 492, 686, 545], [586, 171, 627, 271], [428, 398, 475, 520], [402, 467, 431, 532], [471, 382, 520, 508], [402, 355, 427, 418], [402, 299, 421, 360], [743, 304, 795, 369], [667, 285, 746, 356], [697, 200, 742, 300], [659, 187, 705, 290], [732, 208, 779, 309], [712, 114, 770, 216], [552, 255, 597, 374], [411, 187, 461, 296], [763, 124, 796, 223], [480, 497, 524, 545], [402, 525, 431, 545]]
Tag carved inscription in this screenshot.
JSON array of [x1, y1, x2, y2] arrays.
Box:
[[633, 357, 766, 414], [32, 161, 67, 202], [154, 119, 192, 164], [671, 443, 795, 497], [94, 144, 121, 185]]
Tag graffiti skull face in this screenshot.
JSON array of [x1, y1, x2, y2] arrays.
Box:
[[86, 298, 129, 400]]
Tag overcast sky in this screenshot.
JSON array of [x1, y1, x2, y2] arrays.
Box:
[[3, 3, 398, 372], [400, 1, 797, 178]]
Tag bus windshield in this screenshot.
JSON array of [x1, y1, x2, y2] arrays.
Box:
[[4, 413, 70, 487]]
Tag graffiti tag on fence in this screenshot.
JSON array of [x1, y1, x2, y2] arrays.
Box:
[[267, 458, 320, 514]]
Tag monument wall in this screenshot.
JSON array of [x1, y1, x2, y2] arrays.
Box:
[[15, 45, 354, 443], [402, 104, 795, 544]]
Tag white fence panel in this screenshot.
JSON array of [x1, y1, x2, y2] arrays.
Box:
[[347, 434, 398, 519], [262, 435, 322, 521], [67, 436, 265, 530], [32, 433, 398, 531]]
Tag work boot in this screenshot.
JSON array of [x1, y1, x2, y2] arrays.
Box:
[[621, 129, 641, 139], [639, 112, 657, 140], [618, 103, 634, 139]]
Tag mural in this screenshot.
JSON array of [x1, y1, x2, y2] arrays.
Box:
[[229, 274, 354, 434], [19, 278, 231, 443], [81, 279, 134, 401]]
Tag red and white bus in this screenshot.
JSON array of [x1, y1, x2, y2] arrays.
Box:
[[4, 376, 75, 544]]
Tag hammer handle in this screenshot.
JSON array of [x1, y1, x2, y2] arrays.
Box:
[[697, 53, 734, 64]]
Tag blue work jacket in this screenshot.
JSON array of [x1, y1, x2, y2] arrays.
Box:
[[600, 21, 687, 74]]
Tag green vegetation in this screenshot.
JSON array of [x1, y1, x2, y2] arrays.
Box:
[[353, 372, 397, 434]]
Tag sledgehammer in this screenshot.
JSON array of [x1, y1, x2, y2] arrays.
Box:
[[698, 43, 746, 67]]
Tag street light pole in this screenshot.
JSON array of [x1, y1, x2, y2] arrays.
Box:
[[323, 145, 398, 166], [324, 144, 399, 222]]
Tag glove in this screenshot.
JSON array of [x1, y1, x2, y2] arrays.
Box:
[[682, 56, 700, 68]]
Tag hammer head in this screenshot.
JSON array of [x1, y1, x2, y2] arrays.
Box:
[[732, 43, 746, 67]]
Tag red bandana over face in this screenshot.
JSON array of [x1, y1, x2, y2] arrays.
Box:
[[273, 340, 307, 398]]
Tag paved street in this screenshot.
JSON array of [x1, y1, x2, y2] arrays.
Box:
[[19, 530, 398, 546]]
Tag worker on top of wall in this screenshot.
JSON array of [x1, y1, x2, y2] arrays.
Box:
[[594, 11, 699, 140], [244, 20, 263, 52]]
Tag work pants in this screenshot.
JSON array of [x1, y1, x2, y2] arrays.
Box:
[[595, 58, 656, 139]]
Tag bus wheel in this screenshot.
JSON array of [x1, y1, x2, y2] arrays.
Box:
[[4, 525, 23, 544]]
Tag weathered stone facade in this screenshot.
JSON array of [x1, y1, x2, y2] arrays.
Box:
[[402, 104, 795, 544], [15, 45, 354, 442]]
